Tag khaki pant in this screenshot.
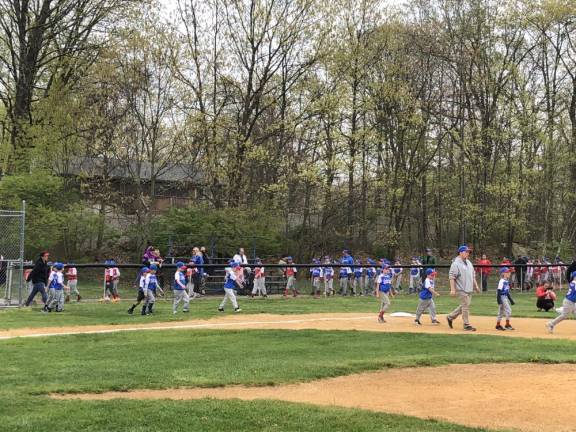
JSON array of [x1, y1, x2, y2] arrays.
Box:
[[324, 279, 333, 295], [448, 291, 472, 326], [379, 292, 390, 312]]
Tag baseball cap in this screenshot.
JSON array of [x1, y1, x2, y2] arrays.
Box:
[[425, 268, 436, 276], [149, 264, 158, 271], [141, 266, 150, 273], [500, 267, 510, 274], [175, 261, 185, 268], [457, 245, 471, 253], [425, 248, 432, 252], [229, 260, 240, 268], [54, 262, 64, 270], [286, 256, 293, 261]]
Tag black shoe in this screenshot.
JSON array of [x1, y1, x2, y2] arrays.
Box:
[[446, 317, 453, 329], [127, 307, 134, 315], [141, 306, 147, 316], [414, 319, 422, 326], [495, 324, 505, 331], [218, 307, 224, 312], [464, 325, 477, 332], [505, 324, 515, 330], [431, 320, 441, 325]]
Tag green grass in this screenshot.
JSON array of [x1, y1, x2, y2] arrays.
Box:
[[3, 328, 574, 432], [0, 397, 493, 432], [3, 329, 576, 393], [0, 291, 563, 330]]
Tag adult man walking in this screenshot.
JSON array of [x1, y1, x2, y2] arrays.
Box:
[[25, 251, 50, 307], [446, 245, 480, 331]]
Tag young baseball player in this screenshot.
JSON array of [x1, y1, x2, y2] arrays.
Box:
[[391, 260, 403, 294], [338, 264, 349, 296], [104, 260, 121, 302], [376, 264, 393, 323], [186, 261, 197, 298], [283, 257, 299, 297], [365, 259, 377, 296], [44, 263, 68, 313], [339, 250, 353, 295], [127, 266, 149, 315], [219, 260, 242, 312], [251, 258, 267, 298], [143, 264, 162, 315], [546, 271, 576, 334], [311, 259, 323, 298], [414, 268, 441, 326], [173, 261, 190, 314], [496, 267, 515, 331], [65, 262, 81, 302], [323, 257, 334, 296], [409, 257, 421, 294]]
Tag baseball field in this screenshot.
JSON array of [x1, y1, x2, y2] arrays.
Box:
[[1, 293, 575, 432]]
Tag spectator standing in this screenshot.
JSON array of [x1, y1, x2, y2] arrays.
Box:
[[25, 252, 50, 307], [476, 254, 492, 292], [191, 247, 204, 296], [446, 245, 480, 332], [513, 255, 527, 290], [420, 248, 436, 284]]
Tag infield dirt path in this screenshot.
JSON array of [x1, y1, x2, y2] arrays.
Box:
[[1, 312, 575, 340], [54, 363, 576, 432]]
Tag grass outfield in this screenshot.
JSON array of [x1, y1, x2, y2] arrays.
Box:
[[3, 329, 576, 431], [0, 291, 563, 330]]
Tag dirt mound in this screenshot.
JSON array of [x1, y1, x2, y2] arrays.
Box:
[[53, 363, 576, 432]]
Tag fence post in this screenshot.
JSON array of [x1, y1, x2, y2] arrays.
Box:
[[18, 200, 26, 306]]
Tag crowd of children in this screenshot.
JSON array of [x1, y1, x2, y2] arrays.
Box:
[[24, 247, 576, 336]]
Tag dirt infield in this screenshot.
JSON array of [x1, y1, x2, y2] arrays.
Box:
[[53, 363, 576, 432], [1, 312, 575, 340]]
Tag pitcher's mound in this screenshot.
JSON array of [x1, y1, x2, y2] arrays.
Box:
[[54, 363, 576, 432]]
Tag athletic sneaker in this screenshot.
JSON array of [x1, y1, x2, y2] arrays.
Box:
[[218, 307, 224, 312], [504, 324, 515, 330], [377, 316, 386, 323], [431, 320, 441, 325], [127, 308, 133, 315], [234, 307, 242, 312], [463, 325, 477, 332], [173, 311, 177, 315], [546, 322, 554, 334], [446, 316, 453, 329], [414, 319, 422, 326], [495, 324, 505, 331]]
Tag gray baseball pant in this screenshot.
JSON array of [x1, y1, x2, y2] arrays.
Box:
[[379, 292, 390, 312], [340, 278, 348, 295], [47, 288, 64, 311], [173, 289, 190, 312], [415, 298, 437, 321], [497, 296, 512, 320], [220, 287, 239, 309], [252, 278, 266, 296], [549, 299, 575, 327]]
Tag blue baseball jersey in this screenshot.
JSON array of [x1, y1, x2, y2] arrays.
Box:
[[311, 267, 322, 278], [323, 267, 334, 279], [224, 268, 237, 289], [144, 274, 158, 291], [354, 267, 363, 278], [420, 278, 434, 300], [566, 282, 576, 303], [174, 271, 187, 290], [410, 267, 419, 276], [497, 278, 510, 296], [48, 271, 64, 290], [339, 267, 349, 277], [366, 267, 376, 278], [377, 272, 392, 293]]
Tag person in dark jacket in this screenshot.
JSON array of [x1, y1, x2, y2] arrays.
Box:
[[25, 251, 50, 306], [421, 248, 437, 284], [566, 258, 576, 285]]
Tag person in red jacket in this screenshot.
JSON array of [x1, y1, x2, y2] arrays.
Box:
[[536, 281, 556, 312], [476, 254, 492, 292], [501, 257, 515, 289]]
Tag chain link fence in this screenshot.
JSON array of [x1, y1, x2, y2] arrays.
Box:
[[0, 202, 26, 307]]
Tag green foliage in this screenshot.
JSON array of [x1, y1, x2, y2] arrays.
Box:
[[148, 206, 285, 257]]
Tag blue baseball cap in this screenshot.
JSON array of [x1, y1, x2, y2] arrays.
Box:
[[367, 258, 375, 265], [149, 264, 158, 271], [229, 260, 240, 268], [425, 268, 436, 276], [500, 267, 510, 273], [286, 256, 293, 261], [175, 261, 185, 267], [457, 245, 471, 253], [141, 266, 150, 273], [54, 262, 64, 270]]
